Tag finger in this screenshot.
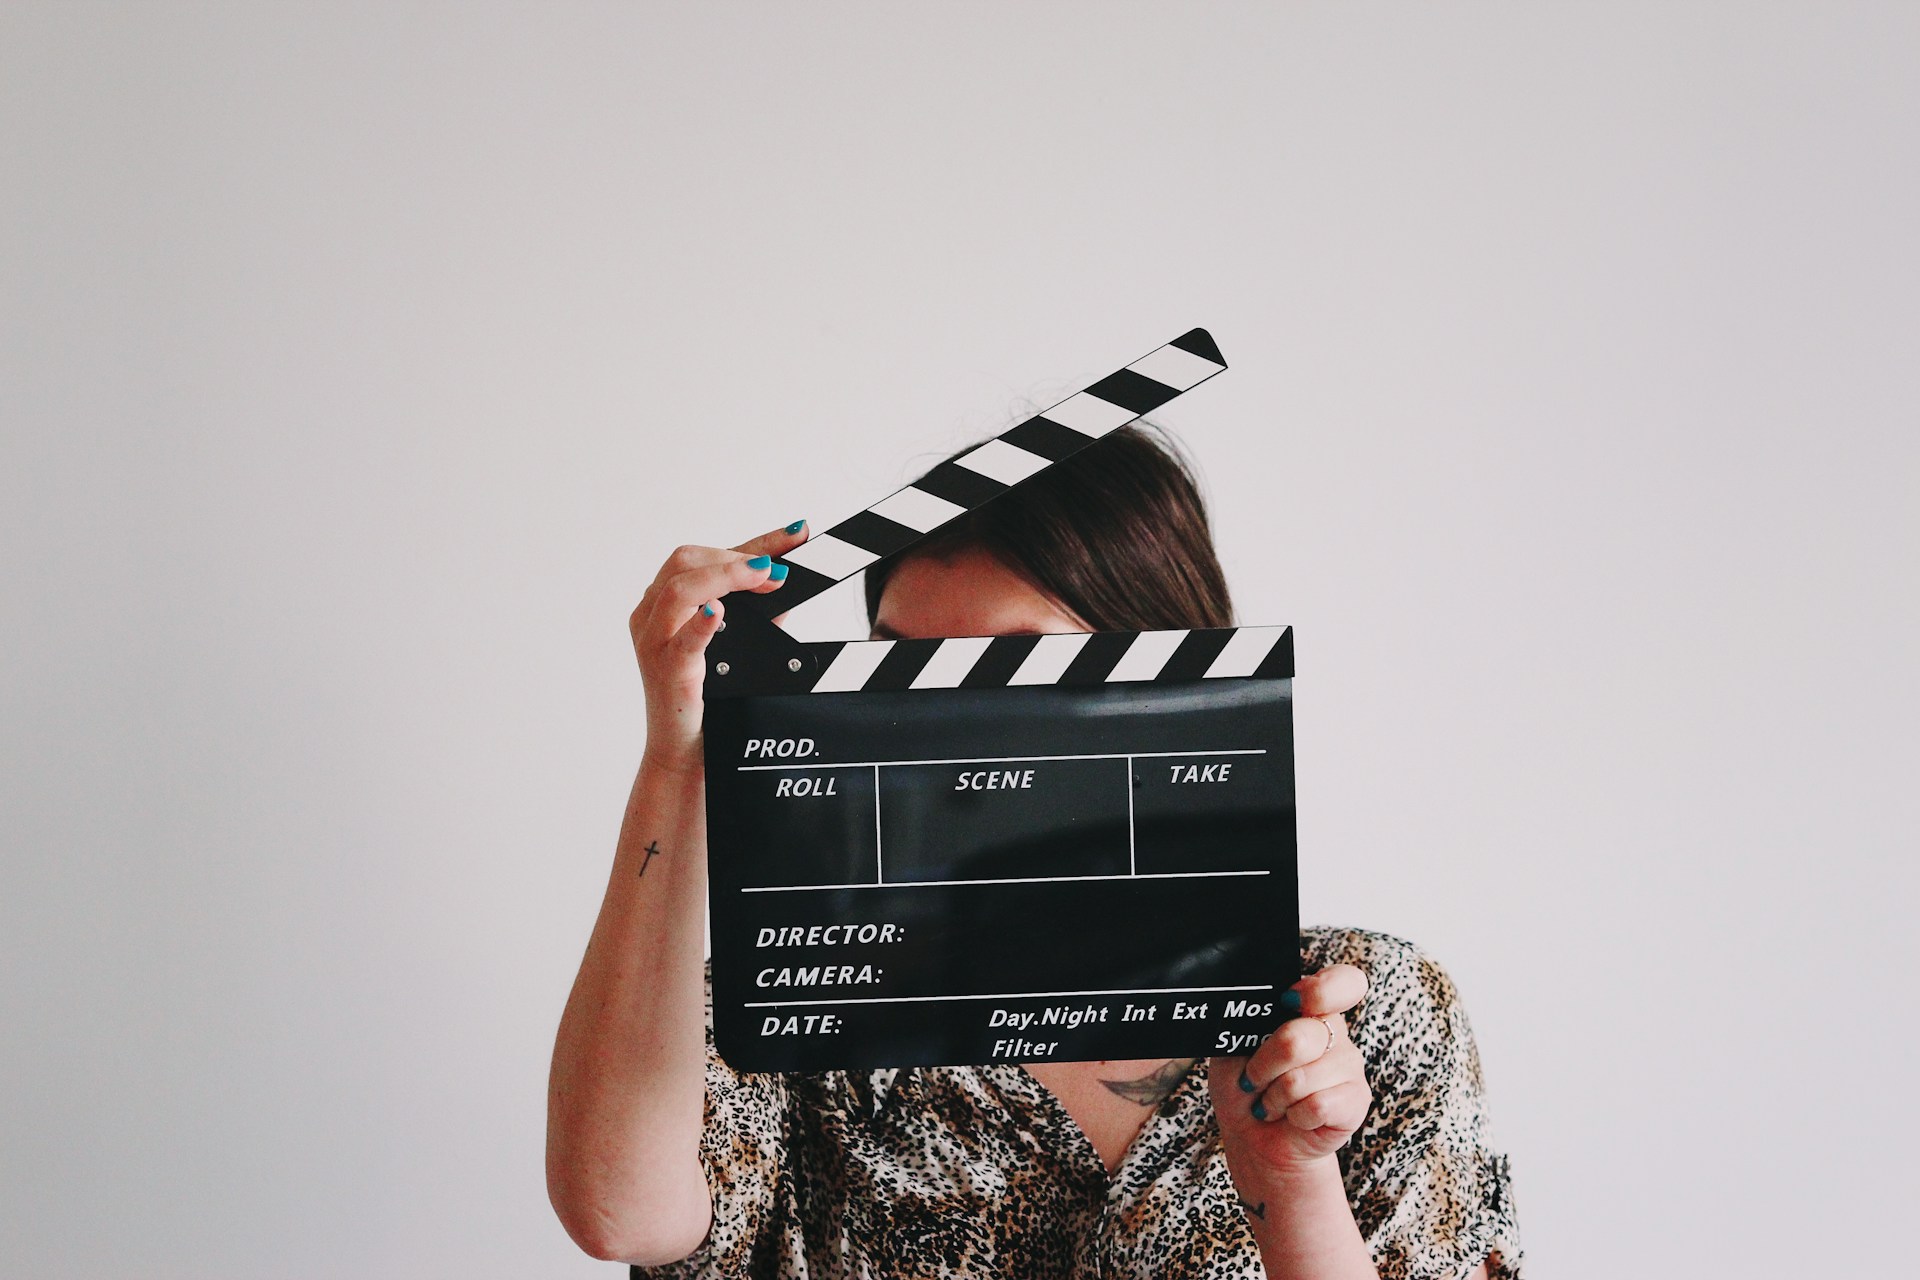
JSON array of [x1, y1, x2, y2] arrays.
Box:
[[732, 518, 810, 558], [1281, 1079, 1372, 1135], [732, 520, 810, 595], [1241, 1014, 1346, 1093], [1293, 963, 1368, 1019], [642, 522, 808, 596], [648, 543, 739, 588], [642, 556, 780, 645], [1251, 1041, 1364, 1119], [731, 553, 793, 596], [664, 594, 727, 661]]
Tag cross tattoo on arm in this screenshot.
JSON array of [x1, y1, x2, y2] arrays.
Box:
[[638, 840, 662, 878]]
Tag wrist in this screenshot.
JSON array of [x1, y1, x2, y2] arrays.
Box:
[[640, 745, 705, 786], [1231, 1149, 1346, 1202]]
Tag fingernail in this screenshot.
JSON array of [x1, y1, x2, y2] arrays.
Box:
[[701, 603, 716, 617], [746, 554, 772, 570], [1237, 1069, 1256, 1094], [1279, 990, 1303, 1017], [768, 563, 789, 582], [785, 519, 806, 534], [1251, 1098, 1267, 1121]]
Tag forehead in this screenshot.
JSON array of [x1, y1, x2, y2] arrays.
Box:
[[873, 547, 1087, 639]]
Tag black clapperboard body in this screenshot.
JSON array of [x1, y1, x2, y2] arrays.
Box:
[[703, 330, 1299, 1072]]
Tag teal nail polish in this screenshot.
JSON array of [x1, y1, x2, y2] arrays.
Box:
[[768, 563, 789, 582], [1251, 1098, 1267, 1121], [746, 554, 772, 570], [1237, 1069, 1256, 1094], [785, 519, 806, 534], [701, 603, 715, 617], [1279, 990, 1303, 1017]]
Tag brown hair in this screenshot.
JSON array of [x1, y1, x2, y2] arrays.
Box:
[[863, 421, 1235, 633]]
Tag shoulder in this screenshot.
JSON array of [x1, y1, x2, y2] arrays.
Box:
[[1302, 924, 1458, 996], [1304, 930, 1523, 1275], [1300, 926, 1479, 1074]]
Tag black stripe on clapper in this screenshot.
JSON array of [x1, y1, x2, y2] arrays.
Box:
[[771, 560, 837, 604], [1057, 630, 1138, 686], [802, 639, 848, 677], [1169, 327, 1225, 364], [1252, 629, 1295, 679], [957, 634, 1043, 688], [1155, 628, 1237, 682], [912, 460, 1009, 510], [825, 509, 923, 560], [1082, 368, 1181, 416], [860, 638, 941, 691], [999, 416, 1096, 462]]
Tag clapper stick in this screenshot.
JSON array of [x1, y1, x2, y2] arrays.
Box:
[[700, 328, 1298, 1072], [704, 328, 1229, 696]]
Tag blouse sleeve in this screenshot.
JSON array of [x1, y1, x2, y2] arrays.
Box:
[[630, 961, 790, 1280], [1305, 929, 1525, 1280]]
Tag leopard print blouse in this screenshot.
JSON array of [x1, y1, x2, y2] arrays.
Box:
[[633, 927, 1522, 1279]]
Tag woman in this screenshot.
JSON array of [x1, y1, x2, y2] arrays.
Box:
[[547, 423, 1523, 1278]]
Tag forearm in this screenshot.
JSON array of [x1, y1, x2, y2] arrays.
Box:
[[1235, 1157, 1379, 1280], [546, 757, 713, 1261]]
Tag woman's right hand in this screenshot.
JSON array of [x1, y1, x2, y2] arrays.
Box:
[[629, 520, 809, 777]]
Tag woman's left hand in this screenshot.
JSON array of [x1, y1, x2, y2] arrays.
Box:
[[1208, 964, 1373, 1176]]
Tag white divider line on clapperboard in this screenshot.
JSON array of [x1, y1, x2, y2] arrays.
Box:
[[739, 869, 1271, 895], [736, 746, 1272, 894], [742, 982, 1277, 1009], [1127, 754, 1136, 876], [736, 748, 1268, 772]]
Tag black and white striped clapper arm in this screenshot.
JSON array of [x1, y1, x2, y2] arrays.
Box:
[[797, 624, 1292, 694], [767, 328, 1227, 613]]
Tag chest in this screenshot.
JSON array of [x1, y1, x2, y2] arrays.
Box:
[[776, 1063, 1256, 1278]]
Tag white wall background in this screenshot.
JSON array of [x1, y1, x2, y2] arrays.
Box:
[[4, 4, 1916, 1276]]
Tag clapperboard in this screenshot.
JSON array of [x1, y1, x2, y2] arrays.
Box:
[[703, 329, 1298, 1071]]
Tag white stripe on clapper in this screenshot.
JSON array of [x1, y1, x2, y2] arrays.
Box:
[[953, 438, 1053, 487], [813, 640, 895, 693], [783, 532, 881, 581], [1203, 626, 1285, 679], [1105, 629, 1189, 682], [909, 635, 994, 689], [869, 486, 967, 534], [1127, 344, 1222, 391], [1007, 632, 1092, 685], [1042, 393, 1139, 437]]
